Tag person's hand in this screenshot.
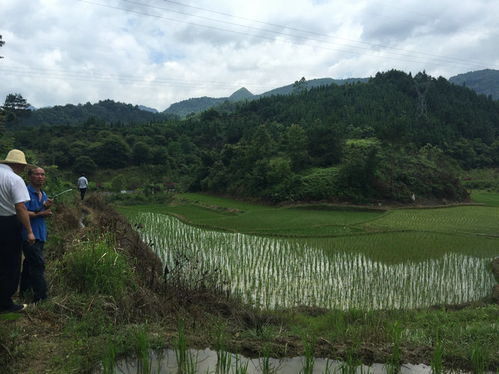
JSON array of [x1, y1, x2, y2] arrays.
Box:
[[40, 209, 53, 217], [27, 232, 36, 245], [44, 199, 54, 208]]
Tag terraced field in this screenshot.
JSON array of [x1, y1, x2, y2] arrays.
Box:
[[119, 192, 499, 311]]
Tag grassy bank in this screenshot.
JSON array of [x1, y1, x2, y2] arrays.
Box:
[[1, 193, 498, 373]]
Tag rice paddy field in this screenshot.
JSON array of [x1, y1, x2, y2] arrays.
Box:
[[118, 192, 499, 311]]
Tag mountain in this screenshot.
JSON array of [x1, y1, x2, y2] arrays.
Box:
[[137, 105, 158, 113], [7, 99, 173, 127], [259, 77, 368, 97], [228, 87, 254, 101], [163, 77, 368, 118], [449, 69, 499, 100], [164, 96, 227, 118]]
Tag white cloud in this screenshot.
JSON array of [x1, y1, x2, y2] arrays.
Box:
[[0, 0, 498, 111]]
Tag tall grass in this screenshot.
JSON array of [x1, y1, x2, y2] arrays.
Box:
[[62, 233, 132, 298]]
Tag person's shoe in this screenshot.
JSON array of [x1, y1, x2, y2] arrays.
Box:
[[0, 303, 28, 314]]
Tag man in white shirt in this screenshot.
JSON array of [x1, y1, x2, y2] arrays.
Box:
[[0, 149, 35, 313], [77, 174, 88, 201]]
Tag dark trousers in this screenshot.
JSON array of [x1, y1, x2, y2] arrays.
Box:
[[20, 240, 47, 302], [0, 215, 22, 310], [79, 188, 87, 200]]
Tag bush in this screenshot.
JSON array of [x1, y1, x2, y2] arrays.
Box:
[[62, 234, 132, 297]]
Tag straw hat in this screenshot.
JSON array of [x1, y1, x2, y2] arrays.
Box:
[[0, 149, 31, 166]]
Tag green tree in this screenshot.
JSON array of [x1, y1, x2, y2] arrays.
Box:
[[3, 93, 30, 111], [132, 141, 152, 165], [92, 135, 131, 168], [285, 124, 309, 171], [0, 34, 5, 58], [73, 155, 97, 175]]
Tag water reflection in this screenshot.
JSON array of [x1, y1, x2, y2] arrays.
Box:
[[111, 348, 438, 374]]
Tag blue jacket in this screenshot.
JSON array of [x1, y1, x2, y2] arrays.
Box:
[[22, 184, 48, 242]]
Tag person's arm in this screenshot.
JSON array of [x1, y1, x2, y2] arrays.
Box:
[[15, 202, 35, 244], [27, 209, 52, 218]]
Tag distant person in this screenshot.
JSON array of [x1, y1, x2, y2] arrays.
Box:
[[0, 149, 35, 314], [77, 174, 88, 200], [20, 167, 53, 303]]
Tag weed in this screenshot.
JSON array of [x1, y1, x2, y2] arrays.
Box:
[[61, 233, 132, 298]]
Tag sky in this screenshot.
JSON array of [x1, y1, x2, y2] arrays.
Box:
[[1, 0, 498, 111]]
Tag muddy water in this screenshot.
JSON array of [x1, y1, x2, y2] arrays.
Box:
[[111, 348, 438, 374]]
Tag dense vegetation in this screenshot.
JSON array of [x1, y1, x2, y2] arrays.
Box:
[[4, 99, 175, 127], [4, 70, 499, 203]]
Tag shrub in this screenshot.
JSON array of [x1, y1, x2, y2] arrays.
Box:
[[62, 234, 132, 297]]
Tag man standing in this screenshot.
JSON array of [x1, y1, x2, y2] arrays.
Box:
[[77, 173, 88, 200], [20, 167, 53, 303], [0, 149, 35, 314]]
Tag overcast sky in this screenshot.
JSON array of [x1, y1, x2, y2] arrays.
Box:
[[1, 0, 498, 111]]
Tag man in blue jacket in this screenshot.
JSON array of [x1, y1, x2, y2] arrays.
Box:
[[20, 167, 53, 303]]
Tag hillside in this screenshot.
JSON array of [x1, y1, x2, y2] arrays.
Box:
[[10, 70, 499, 204], [163, 77, 368, 118], [449, 69, 499, 100], [6, 99, 174, 127]]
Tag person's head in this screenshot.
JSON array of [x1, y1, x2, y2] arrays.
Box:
[[0, 149, 29, 175], [28, 167, 46, 188]]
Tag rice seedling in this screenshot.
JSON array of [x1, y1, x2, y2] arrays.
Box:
[[470, 343, 488, 374], [175, 320, 198, 374], [430, 333, 444, 374], [386, 322, 402, 374], [340, 344, 361, 374], [131, 213, 496, 311], [301, 338, 315, 374], [233, 355, 249, 374], [133, 327, 153, 374], [259, 344, 276, 374], [101, 343, 117, 374], [215, 327, 232, 374]]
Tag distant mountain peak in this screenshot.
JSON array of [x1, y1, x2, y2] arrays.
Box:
[[137, 105, 158, 113], [229, 87, 254, 101]]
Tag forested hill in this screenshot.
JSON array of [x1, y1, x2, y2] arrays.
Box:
[[163, 77, 368, 118], [10, 70, 499, 204], [6, 99, 174, 127], [449, 69, 499, 100]]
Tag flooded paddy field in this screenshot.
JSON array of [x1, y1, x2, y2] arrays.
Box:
[[115, 196, 498, 373], [111, 348, 442, 374], [131, 212, 496, 311]]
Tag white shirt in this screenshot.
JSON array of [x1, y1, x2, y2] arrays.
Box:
[[0, 164, 30, 216], [77, 176, 88, 189]]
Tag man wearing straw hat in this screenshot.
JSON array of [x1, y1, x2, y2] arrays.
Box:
[[0, 149, 35, 313]]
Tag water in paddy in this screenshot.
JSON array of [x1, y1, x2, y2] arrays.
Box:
[[111, 348, 438, 374], [132, 213, 496, 310]]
